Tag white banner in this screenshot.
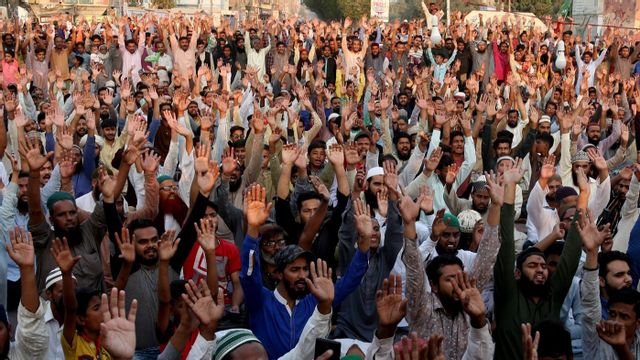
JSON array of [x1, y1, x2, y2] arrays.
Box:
[[370, 0, 389, 23]]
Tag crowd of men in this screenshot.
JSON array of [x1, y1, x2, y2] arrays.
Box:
[[0, 3, 639, 359]]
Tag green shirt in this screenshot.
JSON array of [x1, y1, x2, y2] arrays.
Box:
[[493, 203, 582, 360]]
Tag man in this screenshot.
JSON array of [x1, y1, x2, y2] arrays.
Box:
[[575, 43, 608, 93], [99, 118, 127, 173], [244, 30, 271, 83], [42, 268, 74, 360], [275, 144, 349, 268], [240, 184, 368, 359], [444, 180, 491, 220], [598, 170, 633, 237], [597, 251, 633, 319], [581, 216, 640, 359], [168, 18, 200, 78], [492, 161, 582, 359], [578, 120, 621, 155], [364, 42, 388, 82], [401, 185, 496, 359], [3, 227, 50, 360], [156, 175, 189, 234], [333, 180, 403, 341], [23, 139, 111, 292], [526, 157, 564, 243], [256, 224, 287, 290]]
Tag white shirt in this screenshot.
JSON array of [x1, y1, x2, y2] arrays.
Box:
[[44, 300, 64, 360], [526, 181, 559, 243]]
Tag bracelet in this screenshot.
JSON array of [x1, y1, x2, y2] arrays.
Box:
[[583, 265, 599, 271]]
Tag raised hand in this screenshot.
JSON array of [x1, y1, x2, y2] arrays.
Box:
[[586, 148, 607, 171], [182, 280, 224, 327], [98, 166, 117, 201], [6, 227, 34, 268], [445, 163, 458, 185], [310, 175, 330, 201], [577, 209, 609, 253], [327, 144, 345, 167], [194, 218, 217, 252], [100, 288, 137, 359], [344, 142, 360, 166], [305, 259, 335, 311], [383, 159, 399, 194], [195, 144, 211, 174], [197, 158, 220, 196], [221, 147, 238, 176], [521, 323, 540, 360], [141, 150, 161, 174], [485, 171, 504, 207], [158, 229, 180, 262], [398, 186, 422, 225], [18, 138, 53, 171], [281, 144, 300, 166], [376, 274, 407, 328], [418, 186, 434, 214], [502, 158, 525, 184], [452, 272, 486, 320], [424, 147, 443, 173], [51, 237, 80, 274], [58, 150, 76, 179], [377, 186, 389, 218], [540, 155, 556, 180], [353, 198, 373, 239], [244, 183, 272, 228], [575, 167, 590, 193], [114, 227, 135, 264]]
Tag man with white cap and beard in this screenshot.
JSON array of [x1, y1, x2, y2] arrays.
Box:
[[43, 267, 77, 360]]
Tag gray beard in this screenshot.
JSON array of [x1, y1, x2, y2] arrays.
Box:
[[261, 251, 276, 265]]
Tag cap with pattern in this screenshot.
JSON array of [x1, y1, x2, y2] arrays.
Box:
[[274, 245, 315, 271], [458, 210, 482, 233], [571, 150, 590, 164], [213, 329, 261, 360]]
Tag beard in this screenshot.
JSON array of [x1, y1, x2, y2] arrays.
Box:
[[229, 178, 242, 193], [283, 278, 308, 300], [55, 226, 83, 247], [435, 242, 458, 255], [397, 150, 411, 161], [507, 121, 518, 129], [588, 137, 600, 146], [54, 296, 65, 318], [261, 251, 276, 265], [518, 276, 550, 299], [17, 199, 28, 213], [364, 189, 379, 210], [136, 252, 158, 267], [159, 197, 189, 226]]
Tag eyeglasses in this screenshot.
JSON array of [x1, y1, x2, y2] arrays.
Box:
[[263, 239, 286, 248], [160, 185, 178, 191]]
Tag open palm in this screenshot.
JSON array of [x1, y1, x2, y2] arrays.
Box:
[[376, 274, 406, 327], [305, 260, 334, 304], [100, 289, 137, 359], [244, 184, 271, 227]]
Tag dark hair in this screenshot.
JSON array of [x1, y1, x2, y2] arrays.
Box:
[[426, 254, 464, 284], [125, 39, 136, 47], [492, 137, 512, 151], [230, 139, 246, 149], [354, 132, 371, 142], [608, 288, 640, 317], [598, 251, 632, 278], [76, 287, 101, 317], [583, 51, 593, 58], [393, 131, 411, 145], [544, 241, 565, 258], [533, 320, 573, 359], [18, 171, 30, 179], [436, 153, 454, 171], [170, 279, 188, 302], [536, 132, 555, 148], [381, 153, 398, 165], [450, 130, 464, 141], [516, 247, 546, 271], [307, 140, 327, 154], [260, 224, 288, 244], [296, 191, 324, 212], [127, 218, 157, 234]]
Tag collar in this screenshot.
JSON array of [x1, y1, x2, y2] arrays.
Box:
[[44, 300, 55, 323], [274, 287, 300, 315]]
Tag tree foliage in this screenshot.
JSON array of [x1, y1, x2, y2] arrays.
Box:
[[303, 0, 343, 20], [151, 0, 175, 9], [338, 0, 370, 20]]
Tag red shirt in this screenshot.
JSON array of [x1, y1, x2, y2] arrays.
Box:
[[183, 239, 241, 305]]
